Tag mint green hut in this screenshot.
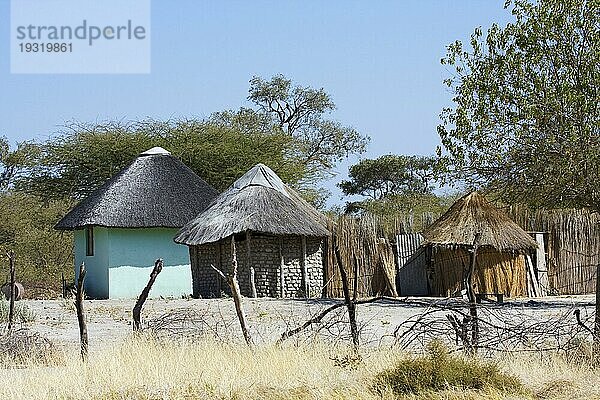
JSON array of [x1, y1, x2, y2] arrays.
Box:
[[55, 147, 218, 299]]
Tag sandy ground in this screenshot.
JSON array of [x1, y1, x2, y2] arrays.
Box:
[[13, 294, 597, 352]]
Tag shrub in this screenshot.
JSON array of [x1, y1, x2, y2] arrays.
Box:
[[0, 299, 36, 323], [372, 340, 525, 395], [0, 328, 61, 366]]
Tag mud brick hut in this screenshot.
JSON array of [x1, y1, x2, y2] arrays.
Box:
[[55, 147, 218, 299], [421, 191, 537, 298], [175, 164, 330, 298]]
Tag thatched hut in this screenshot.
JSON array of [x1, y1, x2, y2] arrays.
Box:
[[421, 191, 537, 298], [55, 147, 218, 299], [175, 164, 330, 298]]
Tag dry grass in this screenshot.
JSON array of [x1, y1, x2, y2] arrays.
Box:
[[0, 335, 598, 400]]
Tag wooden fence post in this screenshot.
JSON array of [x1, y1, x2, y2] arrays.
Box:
[[133, 259, 163, 331], [333, 233, 359, 352], [466, 232, 481, 354], [75, 262, 88, 361], [594, 263, 600, 361], [211, 236, 253, 346], [6, 251, 15, 333]]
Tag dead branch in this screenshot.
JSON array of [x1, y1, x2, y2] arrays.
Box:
[[75, 262, 88, 361], [575, 309, 594, 336], [210, 236, 253, 346], [133, 259, 163, 331]]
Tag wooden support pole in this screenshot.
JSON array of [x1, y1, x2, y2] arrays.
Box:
[[333, 233, 359, 351], [279, 237, 285, 298], [300, 236, 308, 297], [6, 251, 15, 333], [247, 231, 257, 298], [216, 241, 222, 295], [133, 259, 163, 331], [466, 232, 481, 354], [75, 262, 88, 361]]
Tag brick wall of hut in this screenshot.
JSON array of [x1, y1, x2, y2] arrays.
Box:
[[189, 233, 324, 298]]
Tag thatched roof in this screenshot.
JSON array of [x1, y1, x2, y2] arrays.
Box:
[[55, 147, 219, 230], [175, 164, 330, 246], [422, 191, 537, 251]]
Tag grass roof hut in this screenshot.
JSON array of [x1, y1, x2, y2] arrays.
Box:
[[55, 147, 218, 299], [175, 163, 330, 298], [421, 191, 537, 298]]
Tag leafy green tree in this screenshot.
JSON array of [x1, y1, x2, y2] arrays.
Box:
[[0, 192, 74, 296], [437, 0, 600, 352], [339, 155, 437, 200], [17, 119, 305, 200], [0, 137, 38, 191], [248, 75, 369, 179], [437, 0, 600, 210]]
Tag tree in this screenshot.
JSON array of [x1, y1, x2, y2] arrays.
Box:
[[248, 75, 369, 180], [339, 155, 436, 200], [338, 155, 449, 223], [0, 137, 37, 191], [17, 119, 305, 200], [437, 0, 600, 210], [437, 0, 600, 355]]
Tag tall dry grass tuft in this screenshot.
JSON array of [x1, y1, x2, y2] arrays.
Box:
[[502, 352, 600, 400], [0, 335, 394, 400], [0, 335, 598, 400]]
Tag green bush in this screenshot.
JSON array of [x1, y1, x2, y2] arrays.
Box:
[[0, 192, 73, 298], [0, 300, 36, 323], [372, 341, 525, 395]]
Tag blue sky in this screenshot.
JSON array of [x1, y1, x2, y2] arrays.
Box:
[[0, 1, 513, 205]]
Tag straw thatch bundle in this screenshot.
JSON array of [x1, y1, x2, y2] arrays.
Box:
[[422, 191, 537, 251], [55, 147, 218, 229], [175, 164, 329, 245]]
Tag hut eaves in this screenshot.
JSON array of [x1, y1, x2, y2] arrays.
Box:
[[174, 163, 330, 246], [422, 191, 537, 252], [55, 147, 219, 230]]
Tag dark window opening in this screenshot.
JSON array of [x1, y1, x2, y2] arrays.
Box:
[[85, 226, 94, 256]]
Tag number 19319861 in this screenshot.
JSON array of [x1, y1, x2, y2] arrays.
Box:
[[19, 43, 73, 53]]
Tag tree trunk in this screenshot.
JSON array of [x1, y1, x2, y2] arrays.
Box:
[[133, 259, 163, 331], [466, 232, 481, 354], [6, 251, 15, 333], [75, 262, 88, 361]]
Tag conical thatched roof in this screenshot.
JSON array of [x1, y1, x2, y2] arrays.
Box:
[[55, 147, 219, 230], [422, 191, 537, 251], [175, 164, 330, 246]]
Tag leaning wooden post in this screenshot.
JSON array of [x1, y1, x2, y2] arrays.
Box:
[[594, 263, 600, 361], [75, 262, 88, 361], [6, 251, 15, 333], [333, 233, 359, 352], [211, 236, 253, 346], [466, 232, 482, 354], [133, 259, 163, 331]]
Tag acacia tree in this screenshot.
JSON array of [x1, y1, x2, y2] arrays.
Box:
[[248, 75, 369, 180], [437, 0, 600, 351], [339, 155, 436, 200], [338, 154, 448, 216], [17, 119, 304, 200], [437, 0, 599, 210]]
